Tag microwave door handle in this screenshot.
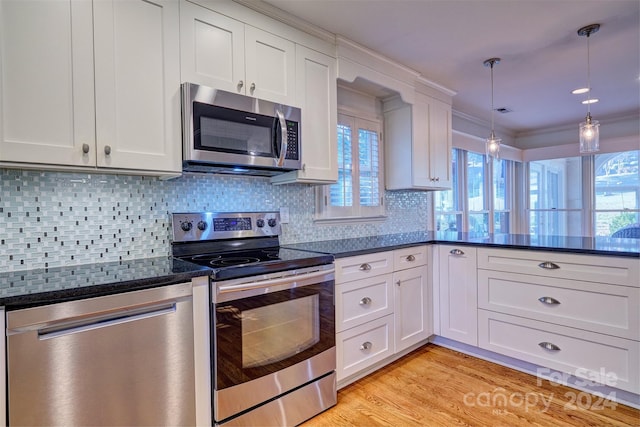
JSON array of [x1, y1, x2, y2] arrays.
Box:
[[275, 109, 287, 167]]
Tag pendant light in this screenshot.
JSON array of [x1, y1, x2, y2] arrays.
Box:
[[483, 58, 501, 160], [577, 23, 600, 153]]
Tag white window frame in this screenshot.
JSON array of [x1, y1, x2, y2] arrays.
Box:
[[434, 147, 514, 234], [315, 112, 385, 222], [525, 157, 584, 237]]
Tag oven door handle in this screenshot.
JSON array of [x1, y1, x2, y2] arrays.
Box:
[[218, 269, 333, 294]]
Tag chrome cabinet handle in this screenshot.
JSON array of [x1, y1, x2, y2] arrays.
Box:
[[360, 341, 372, 351], [406, 255, 416, 262], [435, 177, 440, 182], [359, 297, 372, 306], [237, 80, 244, 90], [396, 280, 401, 286], [82, 143, 90, 154], [275, 109, 287, 167], [359, 263, 372, 271], [538, 296, 561, 305], [449, 248, 464, 256], [104, 145, 111, 156], [250, 82, 256, 93], [539, 342, 561, 351], [538, 261, 560, 270]]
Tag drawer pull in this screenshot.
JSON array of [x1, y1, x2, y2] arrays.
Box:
[[359, 263, 372, 271], [449, 248, 465, 256], [406, 255, 416, 262], [538, 261, 560, 270], [538, 296, 561, 305], [538, 342, 561, 351], [359, 297, 372, 306], [360, 341, 372, 351]]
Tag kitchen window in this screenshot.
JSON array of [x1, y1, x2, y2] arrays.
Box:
[[525, 149, 639, 237], [594, 150, 639, 236], [527, 157, 584, 237], [435, 148, 513, 235], [316, 113, 384, 221]]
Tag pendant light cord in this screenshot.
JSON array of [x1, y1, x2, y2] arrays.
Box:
[[490, 62, 495, 134], [586, 33, 591, 115]]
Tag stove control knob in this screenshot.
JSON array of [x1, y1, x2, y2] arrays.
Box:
[[256, 218, 265, 228], [180, 221, 193, 232], [197, 221, 207, 231], [268, 218, 277, 228]]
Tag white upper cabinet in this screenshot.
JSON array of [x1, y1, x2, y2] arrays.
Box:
[[180, 1, 245, 93], [384, 92, 452, 190], [0, 0, 95, 167], [0, 0, 181, 175], [180, 1, 295, 106], [94, 0, 181, 172], [270, 45, 337, 184]]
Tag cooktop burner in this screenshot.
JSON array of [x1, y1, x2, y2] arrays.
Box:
[[171, 212, 334, 280]]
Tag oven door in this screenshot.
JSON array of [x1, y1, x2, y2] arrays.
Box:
[[212, 266, 335, 422]]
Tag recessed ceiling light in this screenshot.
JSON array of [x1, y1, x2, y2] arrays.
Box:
[[582, 98, 599, 104], [572, 87, 589, 94]]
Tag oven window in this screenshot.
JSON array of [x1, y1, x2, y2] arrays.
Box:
[[214, 281, 335, 390], [242, 295, 319, 368]]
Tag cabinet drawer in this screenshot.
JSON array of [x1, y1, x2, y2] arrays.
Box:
[[478, 270, 640, 340], [336, 314, 394, 382], [478, 310, 640, 394], [393, 246, 427, 271], [336, 274, 393, 332], [477, 248, 639, 287], [335, 252, 394, 283]]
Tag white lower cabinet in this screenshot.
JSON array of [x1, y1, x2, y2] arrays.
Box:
[[335, 246, 430, 385], [478, 310, 640, 394], [437, 245, 478, 346], [473, 247, 640, 395], [394, 264, 430, 352], [337, 314, 395, 381]]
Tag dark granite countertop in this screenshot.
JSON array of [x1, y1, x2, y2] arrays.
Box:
[[283, 232, 640, 259], [0, 257, 211, 309], [2, 232, 637, 308]]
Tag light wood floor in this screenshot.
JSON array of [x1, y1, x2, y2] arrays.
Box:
[[302, 344, 640, 427]]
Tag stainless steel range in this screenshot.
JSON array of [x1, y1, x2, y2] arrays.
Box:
[[171, 212, 337, 427]]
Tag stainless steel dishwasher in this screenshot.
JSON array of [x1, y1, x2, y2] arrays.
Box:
[[6, 282, 196, 426]]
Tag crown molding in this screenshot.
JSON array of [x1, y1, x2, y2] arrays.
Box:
[[232, 0, 336, 44]]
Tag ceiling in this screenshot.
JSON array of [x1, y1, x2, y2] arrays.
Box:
[[262, 0, 640, 139]]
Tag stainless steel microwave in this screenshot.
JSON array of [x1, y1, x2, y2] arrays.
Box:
[[181, 82, 302, 176]]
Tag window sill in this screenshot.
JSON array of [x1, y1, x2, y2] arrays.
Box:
[[313, 215, 387, 225]]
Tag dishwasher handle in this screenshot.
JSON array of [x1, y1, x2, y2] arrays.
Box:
[[37, 303, 176, 341], [7, 282, 192, 332]]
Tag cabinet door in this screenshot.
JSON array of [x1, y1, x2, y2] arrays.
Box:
[[180, 1, 245, 93], [94, 0, 181, 172], [244, 26, 295, 105], [428, 97, 452, 189], [394, 265, 430, 352], [271, 45, 337, 184], [0, 0, 95, 166], [438, 245, 478, 345]]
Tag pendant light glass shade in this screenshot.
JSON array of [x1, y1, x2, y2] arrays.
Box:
[[577, 24, 600, 153], [579, 112, 600, 152], [483, 58, 501, 161], [486, 130, 501, 158]]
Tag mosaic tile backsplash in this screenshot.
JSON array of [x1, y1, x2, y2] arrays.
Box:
[[0, 169, 431, 272]]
